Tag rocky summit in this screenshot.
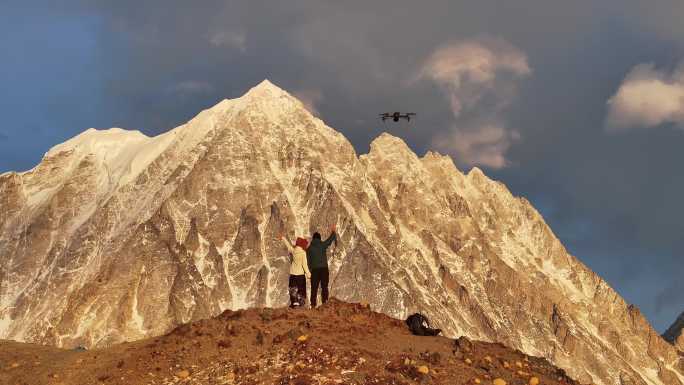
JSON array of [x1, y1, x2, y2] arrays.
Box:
[[0, 299, 579, 385], [0, 80, 682, 385], [664, 311, 684, 352]]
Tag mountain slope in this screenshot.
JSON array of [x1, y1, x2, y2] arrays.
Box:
[[0, 80, 682, 385], [0, 300, 580, 385]]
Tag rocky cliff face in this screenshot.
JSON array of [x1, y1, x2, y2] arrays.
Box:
[[0, 80, 682, 385], [664, 312, 684, 352]]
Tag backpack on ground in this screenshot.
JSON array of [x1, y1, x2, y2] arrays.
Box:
[[405, 313, 442, 336]]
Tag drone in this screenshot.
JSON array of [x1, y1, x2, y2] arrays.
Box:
[[380, 112, 416, 122]]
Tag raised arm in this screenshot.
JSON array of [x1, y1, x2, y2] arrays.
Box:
[[280, 235, 294, 253], [323, 225, 337, 247]]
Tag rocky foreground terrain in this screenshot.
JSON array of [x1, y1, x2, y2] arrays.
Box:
[[1, 80, 682, 385], [0, 300, 578, 385]]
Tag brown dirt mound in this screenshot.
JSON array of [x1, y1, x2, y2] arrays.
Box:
[[0, 299, 578, 385]]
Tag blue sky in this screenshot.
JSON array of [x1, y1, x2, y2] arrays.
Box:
[[1, 0, 683, 332]]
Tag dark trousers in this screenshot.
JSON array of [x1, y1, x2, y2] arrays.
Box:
[[310, 267, 329, 307], [288, 275, 307, 308]]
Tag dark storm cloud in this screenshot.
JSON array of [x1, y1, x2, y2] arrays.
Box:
[[3, 0, 684, 331], [74, 0, 600, 141]]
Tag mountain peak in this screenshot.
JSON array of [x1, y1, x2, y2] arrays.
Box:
[[1, 81, 682, 385], [663, 310, 684, 351], [365, 132, 420, 167], [369, 132, 411, 152], [255, 78, 278, 89], [195, 80, 294, 118], [45, 127, 149, 158], [245, 79, 290, 99]]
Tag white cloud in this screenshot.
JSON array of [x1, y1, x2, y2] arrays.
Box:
[[419, 38, 531, 168], [292, 89, 323, 116], [433, 125, 519, 169], [606, 63, 684, 131], [419, 38, 531, 115], [209, 30, 247, 52]]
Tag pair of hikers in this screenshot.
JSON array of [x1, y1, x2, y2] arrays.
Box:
[[280, 224, 337, 308]]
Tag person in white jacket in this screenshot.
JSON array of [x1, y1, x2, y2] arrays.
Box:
[[280, 234, 312, 308]]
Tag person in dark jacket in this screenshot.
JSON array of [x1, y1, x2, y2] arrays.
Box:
[[307, 224, 336, 308]]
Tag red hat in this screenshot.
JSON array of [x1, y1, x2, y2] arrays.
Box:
[[295, 237, 308, 249]]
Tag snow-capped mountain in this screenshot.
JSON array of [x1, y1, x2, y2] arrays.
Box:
[[664, 312, 684, 352], [0, 80, 681, 385]]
